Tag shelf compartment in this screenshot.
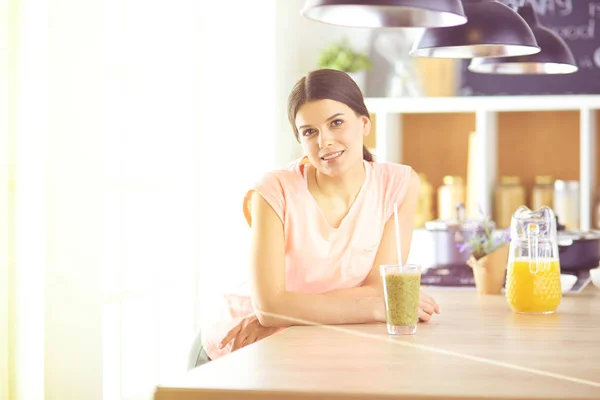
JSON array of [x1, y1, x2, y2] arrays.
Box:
[[497, 111, 580, 209]]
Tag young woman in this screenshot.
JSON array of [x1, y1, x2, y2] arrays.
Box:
[[191, 69, 440, 367]]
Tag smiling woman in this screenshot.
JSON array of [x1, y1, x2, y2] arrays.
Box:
[[196, 69, 440, 364]]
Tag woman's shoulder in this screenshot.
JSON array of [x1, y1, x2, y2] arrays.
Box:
[[369, 161, 416, 187], [369, 161, 419, 218], [243, 158, 305, 227], [254, 157, 304, 186], [248, 160, 302, 196], [255, 169, 298, 187]]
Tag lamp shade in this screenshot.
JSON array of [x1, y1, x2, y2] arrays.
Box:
[[410, 0, 540, 59], [300, 0, 467, 28], [468, 4, 578, 74]]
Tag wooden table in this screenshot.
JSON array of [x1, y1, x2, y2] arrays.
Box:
[[155, 287, 600, 400]]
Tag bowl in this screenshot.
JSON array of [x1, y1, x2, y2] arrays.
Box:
[[560, 274, 577, 293], [590, 267, 600, 290]]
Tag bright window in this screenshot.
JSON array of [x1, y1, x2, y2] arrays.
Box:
[[9, 1, 276, 399], [101, 1, 276, 399]]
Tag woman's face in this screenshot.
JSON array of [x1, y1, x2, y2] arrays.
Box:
[[295, 99, 371, 177]]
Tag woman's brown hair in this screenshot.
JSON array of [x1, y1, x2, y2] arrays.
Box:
[[287, 69, 374, 162]]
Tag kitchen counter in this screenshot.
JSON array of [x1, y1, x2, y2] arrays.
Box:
[[154, 287, 600, 400]]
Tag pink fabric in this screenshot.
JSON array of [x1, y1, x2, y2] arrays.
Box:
[[203, 157, 413, 360]]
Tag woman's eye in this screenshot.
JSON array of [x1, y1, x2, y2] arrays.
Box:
[[331, 119, 343, 127], [302, 128, 315, 136]]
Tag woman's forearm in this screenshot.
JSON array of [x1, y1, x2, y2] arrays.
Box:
[[254, 284, 385, 327]]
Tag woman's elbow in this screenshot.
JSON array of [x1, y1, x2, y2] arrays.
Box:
[[252, 298, 287, 327], [255, 311, 286, 327]]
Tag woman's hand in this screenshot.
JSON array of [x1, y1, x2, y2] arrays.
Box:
[[374, 289, 440, 323], [418, 290, 441, 322], [219, 313, 281, 352]]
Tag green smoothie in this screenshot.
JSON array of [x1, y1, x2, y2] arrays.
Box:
[[383, 272, 421, 326]]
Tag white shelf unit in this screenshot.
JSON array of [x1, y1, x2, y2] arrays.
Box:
[[365, 95, 600, 231]]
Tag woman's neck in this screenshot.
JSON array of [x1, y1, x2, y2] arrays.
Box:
[[312, 160, 366, 205]]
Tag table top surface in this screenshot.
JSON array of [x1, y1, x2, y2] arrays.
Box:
[[155, 286, 600, 400]]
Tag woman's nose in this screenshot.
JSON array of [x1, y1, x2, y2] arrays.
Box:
[[318, 129, 334, 148]]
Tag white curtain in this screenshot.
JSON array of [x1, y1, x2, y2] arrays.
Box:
[[7, 1, 277, 399]]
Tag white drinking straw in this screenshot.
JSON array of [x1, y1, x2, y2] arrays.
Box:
[[393, 202, 403, 268]]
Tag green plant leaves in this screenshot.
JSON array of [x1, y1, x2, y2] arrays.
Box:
[[317, 37, 372, 73]]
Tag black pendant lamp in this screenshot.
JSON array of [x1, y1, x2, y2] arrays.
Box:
[[300, 0, 467, 28], [410, 0, 540, 59], [468, 4, 578, 74]]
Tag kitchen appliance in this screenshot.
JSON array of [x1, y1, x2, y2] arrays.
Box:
[[554, 214, 600, 271], [425, 204, 484, 268], [557, 230, 600, 271]]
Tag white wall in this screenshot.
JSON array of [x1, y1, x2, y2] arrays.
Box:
[[45, 0, 104, 397], [13, 0, 49, 398], [1, 0, 11, 397], [275, 0, 373, 166]]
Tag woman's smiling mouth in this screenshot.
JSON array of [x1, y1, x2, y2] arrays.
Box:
[[321, 150, 344, 161]]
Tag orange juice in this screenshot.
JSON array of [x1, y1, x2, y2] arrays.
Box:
[[505, 257, 562, 314]]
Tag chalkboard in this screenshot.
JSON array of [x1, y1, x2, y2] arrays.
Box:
[[459, 0, 600, 96]]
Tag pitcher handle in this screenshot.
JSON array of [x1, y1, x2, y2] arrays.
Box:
[[527, 223, 539, 274]]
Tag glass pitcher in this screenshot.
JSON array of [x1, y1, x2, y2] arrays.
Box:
[[505, 206, 562, 314]]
